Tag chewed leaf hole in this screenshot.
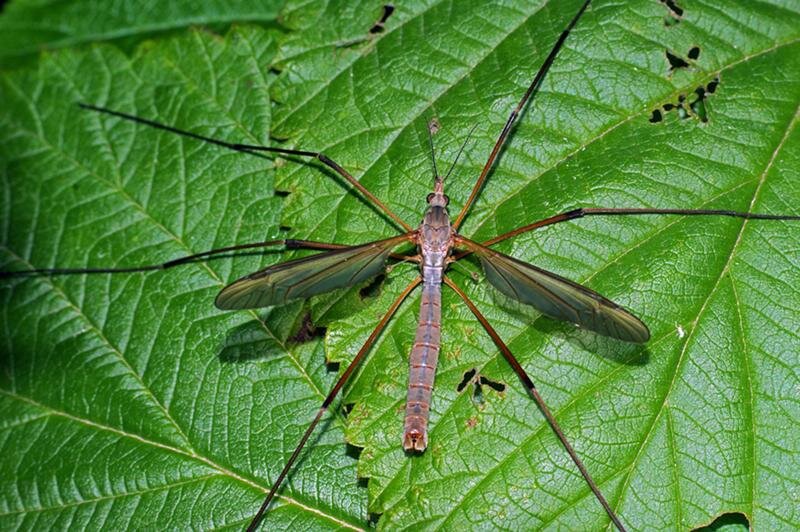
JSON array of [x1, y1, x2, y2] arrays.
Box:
[[457, 368, 477, 392], [660, 0, 683, 25], [666, 46, 700, 74], [369, 4, 395, 34], [457, 368, 505, 405], [336, 4, 395, 48], [691, 88, 709, 122], [345, 443, 362, 460], [649, 77, 720, 124], [368, 513, 382, 527], [692, 511, 749, 531], [666, 50, 690, 71], [661, 0, 684, 16], [649, 109, 663, 123], [479, 375, 506, 393]]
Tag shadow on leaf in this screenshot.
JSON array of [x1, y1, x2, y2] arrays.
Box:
[[531, 316, 651, 366], [218, 319, 287, 363]]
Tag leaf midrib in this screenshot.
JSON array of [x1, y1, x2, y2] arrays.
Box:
[[608, 99, 800, 530], [355, 165, 781, 519], [373, 58, 800, 530]]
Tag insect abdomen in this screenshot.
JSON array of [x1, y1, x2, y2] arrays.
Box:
[[403, 280, 442, 451]]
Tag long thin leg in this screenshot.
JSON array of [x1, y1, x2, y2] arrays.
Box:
[[480, 206, 800, 248], [452, 0, 591, 230], [443, 276, 627, 532], [247, 276, 422, 532], [0, 239, 352, 279], [78, 103, 413, 233]]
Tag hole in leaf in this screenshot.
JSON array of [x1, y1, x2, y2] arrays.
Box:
[[653, 78, 719, 124], [336, 5, 395, 49], [369, 4, 395, 34], [666, 50, 690, 72], [692, 511, 749, 531], [345, 443, 362, 460], [274, 189, 290, 197], [676, 95, 689, 119], [660, 0, 683, 26], [661, 0, 684, 16], [457, 368, 477, 392], [666, 46, 700, 75], [691, 88, 708, 122], [649, 109, 663, 123], [479, 375, 506, 393], [457, 368, 505, 405], [368, 513, 382, 527], [473, 381, 485, 403]]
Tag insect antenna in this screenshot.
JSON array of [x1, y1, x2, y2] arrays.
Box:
[[427, 118, 439, 180], [443, 123, 479, 183]]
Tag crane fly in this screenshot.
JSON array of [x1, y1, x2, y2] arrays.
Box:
[[2, 1, 799, 529]]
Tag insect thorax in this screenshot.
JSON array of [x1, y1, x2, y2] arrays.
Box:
[[419, 205, 452, 281]]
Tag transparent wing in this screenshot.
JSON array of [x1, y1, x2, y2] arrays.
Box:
[[461, 238, 650, 343], [216, 235, 411, 310]]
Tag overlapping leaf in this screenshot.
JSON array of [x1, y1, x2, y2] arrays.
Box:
[[0, 0, 284, 67], [1, 0, 799, 530]]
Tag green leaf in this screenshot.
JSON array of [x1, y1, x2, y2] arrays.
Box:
[[2, 0, 800, 530], [0, 0, 284, 68], [0, 25, 366, 529]]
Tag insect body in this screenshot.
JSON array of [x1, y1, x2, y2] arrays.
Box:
[[2, 1, 799, 530], [404, 177, 451, 451]]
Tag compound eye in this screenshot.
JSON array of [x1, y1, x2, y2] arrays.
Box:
[[443, 195, 450, 206], [426, 193, 435, 203]]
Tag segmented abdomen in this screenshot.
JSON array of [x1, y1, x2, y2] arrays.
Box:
[[403, 277, 441, 451]]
